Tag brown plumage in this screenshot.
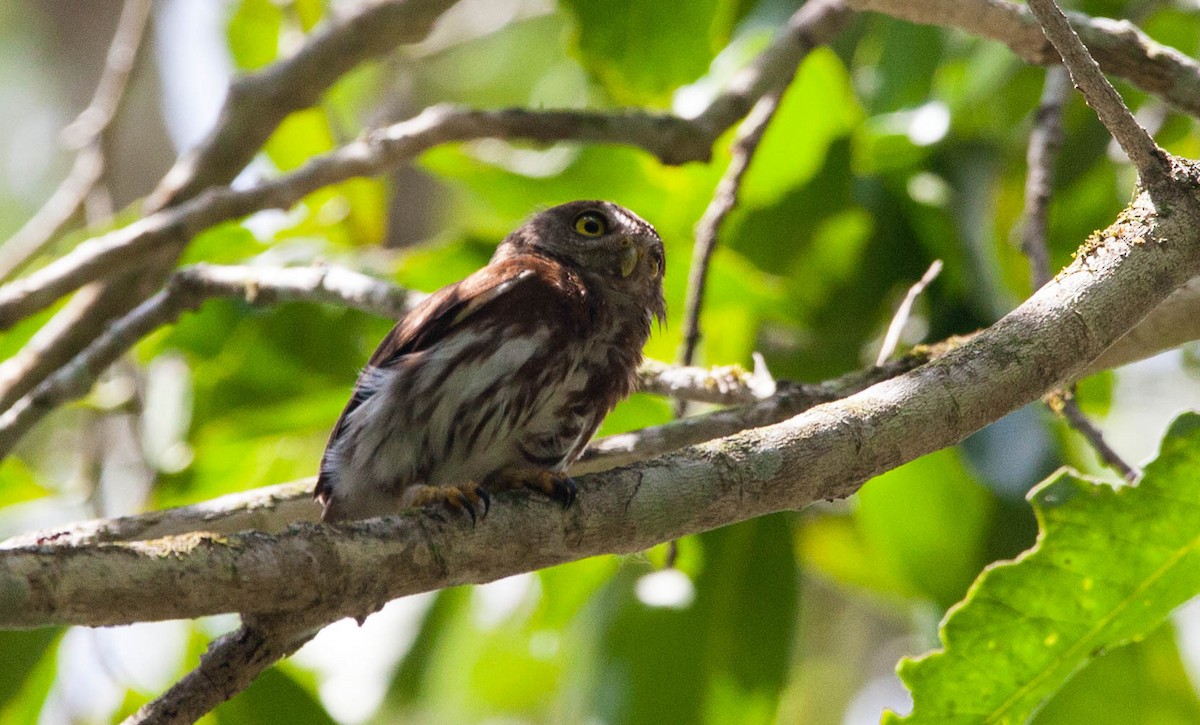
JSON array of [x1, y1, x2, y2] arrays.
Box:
[[316, 200, 666, 522]]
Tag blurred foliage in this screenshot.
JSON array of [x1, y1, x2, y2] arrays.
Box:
[[3, 0, 1200, 723]]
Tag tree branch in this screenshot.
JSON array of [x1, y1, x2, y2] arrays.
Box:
[[0, 0, 152, 282], [5, 172, 1200, 630], [845, 0, 1200, 122], [1025, 0, 1172, 192], [1021, 66, 1070, 288], [1017, 65, 1140, 482], [125, 613, 320, 725], [147, 0, 461, 211], [679, 91, 783, 371]]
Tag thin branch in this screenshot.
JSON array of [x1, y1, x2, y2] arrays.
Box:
[[147, 0, 460, 211], [875, 260, 943, 365], [1024, 0, 1172, 192], [845, 0, 1200, 122], [0, 264, 425, 458], [1050, 390, 1141, 482], [0, 0, 152, 282], [679, 91, 784, 371], [1022, 66, 1070, 288], [5, 177, 1200, 632], [638, 357, 777, 406]]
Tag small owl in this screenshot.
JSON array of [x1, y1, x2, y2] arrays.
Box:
[[316, 201, 666, 522]]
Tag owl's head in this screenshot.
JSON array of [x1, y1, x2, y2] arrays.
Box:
[[498, 200, 666, 319]]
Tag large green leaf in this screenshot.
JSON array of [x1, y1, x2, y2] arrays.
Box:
[[560, 0, 743, 105], [891, 412, 1200, 724]]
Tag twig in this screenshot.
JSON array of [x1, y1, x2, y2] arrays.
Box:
[[1052, 391, 1140, 482], [678, 91, 784, 371], [1022, 66, 1070, 288], [844, 0, 1200, 122], [0, 0, 152, 282], [875, 260, 943, 365], [1025, 0, 1173, 192]]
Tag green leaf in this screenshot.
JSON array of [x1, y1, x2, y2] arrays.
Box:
[[891, 412, 1200, 724], [227, 0, 282, 71], [739, 47, 862, 208], [215, 665, 336, 725], [0, 629, 60, 722], [1033, 622, 1200, 725], [560, 0, 740, 105]]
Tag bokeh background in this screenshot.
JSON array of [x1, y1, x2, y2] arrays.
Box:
[[4, 0, 1200, 722]]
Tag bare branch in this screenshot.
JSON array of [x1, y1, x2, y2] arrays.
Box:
[[1050, 391, 1140, 482], [0, 0, 152, 282], [1021, 66, 1070, 288], [845, 0, 1200, 122], [679, 91, 784, 372], [0, 264, 426, 458], [1016, 67, 1140, 481], [147, 0, 460, 211], [875, 260, 943, 365], [1025, 0, 1172, 191]]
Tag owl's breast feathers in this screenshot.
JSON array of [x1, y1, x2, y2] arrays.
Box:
[[314, 253, 642, 519]]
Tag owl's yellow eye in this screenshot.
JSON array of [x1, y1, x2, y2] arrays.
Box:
[[573, 212, 607, 237]]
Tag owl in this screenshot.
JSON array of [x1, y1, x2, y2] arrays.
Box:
[[315, 201, 666, 522]]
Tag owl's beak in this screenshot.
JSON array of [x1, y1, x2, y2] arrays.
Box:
[[620, 241, 641, 278]]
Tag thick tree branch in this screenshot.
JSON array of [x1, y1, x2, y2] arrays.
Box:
[[4, 173, 1200, 630], [0, 0, 151, 282], [845, 0, 1200, 121]]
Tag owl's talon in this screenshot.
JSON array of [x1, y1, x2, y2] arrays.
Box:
[[550, 476, 577, 509], [408, 483, 488, 525]]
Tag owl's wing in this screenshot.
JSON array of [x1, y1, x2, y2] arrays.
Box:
[[314, 256, 585, 505]]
